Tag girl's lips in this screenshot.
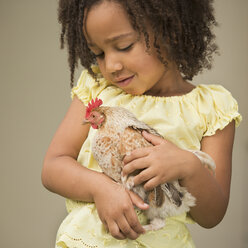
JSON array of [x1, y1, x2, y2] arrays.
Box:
[[116, 75, 134, 87]]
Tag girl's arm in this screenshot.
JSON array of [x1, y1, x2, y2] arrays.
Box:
[[42, 96, 146, 239], [183, 121, 235, 227], [42, 96, 94, 201], [123, 121, 235, 228]]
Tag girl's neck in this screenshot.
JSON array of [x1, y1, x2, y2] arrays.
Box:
[[144, 64, 195, 98]]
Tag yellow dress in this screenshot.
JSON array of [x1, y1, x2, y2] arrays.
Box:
[[55, 69, 242, 248]]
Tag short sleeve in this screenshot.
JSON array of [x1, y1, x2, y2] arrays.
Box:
[[199, 85, 242, 136], [71, 68, 109, 105]]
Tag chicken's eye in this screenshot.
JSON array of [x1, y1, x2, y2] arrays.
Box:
[[92, 114, 96, 118]]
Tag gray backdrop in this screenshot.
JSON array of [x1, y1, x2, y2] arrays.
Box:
[[0, 0, 247, 247]]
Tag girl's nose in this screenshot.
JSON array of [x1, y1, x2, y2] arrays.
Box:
[[105, 54, 123, 73]]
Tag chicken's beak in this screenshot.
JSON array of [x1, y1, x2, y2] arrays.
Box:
[[82, 119, 90, 125]]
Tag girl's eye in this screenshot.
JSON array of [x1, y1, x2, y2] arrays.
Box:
[[118, 43, 133, 52], [92, 43, 134, 59]]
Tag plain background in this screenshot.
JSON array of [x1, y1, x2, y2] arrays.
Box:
[[0, 0, 247, 247]]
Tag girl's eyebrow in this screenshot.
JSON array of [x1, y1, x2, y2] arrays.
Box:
[[87, 32, 135, 47]]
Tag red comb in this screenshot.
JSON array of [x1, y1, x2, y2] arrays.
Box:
[[86, 98, 103, 118]]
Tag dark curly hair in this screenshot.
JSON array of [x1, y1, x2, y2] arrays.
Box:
[[58, 0, 218, 88]]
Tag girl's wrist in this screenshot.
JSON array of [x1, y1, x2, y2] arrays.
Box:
[[179, 149, 202, 183], [90, 172, 115, 201]]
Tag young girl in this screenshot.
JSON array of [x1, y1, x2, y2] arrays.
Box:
[[42, 0, 242, 247]]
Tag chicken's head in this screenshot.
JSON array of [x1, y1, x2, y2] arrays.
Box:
[[84, 98, 105, 129]]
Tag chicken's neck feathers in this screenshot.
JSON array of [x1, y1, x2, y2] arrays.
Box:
[[98, 106, 162, 137]]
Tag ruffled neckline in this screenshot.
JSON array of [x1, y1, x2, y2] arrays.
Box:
[[106, 82, 200, 102]]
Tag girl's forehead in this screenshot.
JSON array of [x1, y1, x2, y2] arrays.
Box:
[[84, 1, 135, 43]]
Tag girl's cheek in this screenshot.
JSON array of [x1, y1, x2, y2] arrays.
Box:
[[96, 62, 106, 77]]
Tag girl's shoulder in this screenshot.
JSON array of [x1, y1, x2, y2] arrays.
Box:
[[195, 84, 234, 98], [192, 84, 242, 136], [193, 84, 239, 116], [71, 67, 110, 106]]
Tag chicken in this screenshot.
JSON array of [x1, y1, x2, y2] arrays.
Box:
[[84, 98, 216, 231]]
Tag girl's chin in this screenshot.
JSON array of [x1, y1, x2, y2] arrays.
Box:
[[122, 87, 145, 96]]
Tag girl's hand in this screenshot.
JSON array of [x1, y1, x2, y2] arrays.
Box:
[[93, 176, 148, 240], [123, 131, 194, 190]]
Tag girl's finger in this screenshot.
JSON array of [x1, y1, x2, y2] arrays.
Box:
[[107, 221, 126, 240], [143, 176, 160, 191], [128, 190, 149, 210], [142, 131, 165, 146], [133, 168, 155, 186], [117, 216, 140, 240], [122, 157, 148, 176], [123, 147, 151, 164], [123, 206, 146, 235]]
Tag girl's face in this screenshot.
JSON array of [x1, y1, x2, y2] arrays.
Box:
[[84, 1, 175, 96]]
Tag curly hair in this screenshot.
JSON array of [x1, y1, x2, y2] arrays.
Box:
[[58, 0, 218, 88]]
